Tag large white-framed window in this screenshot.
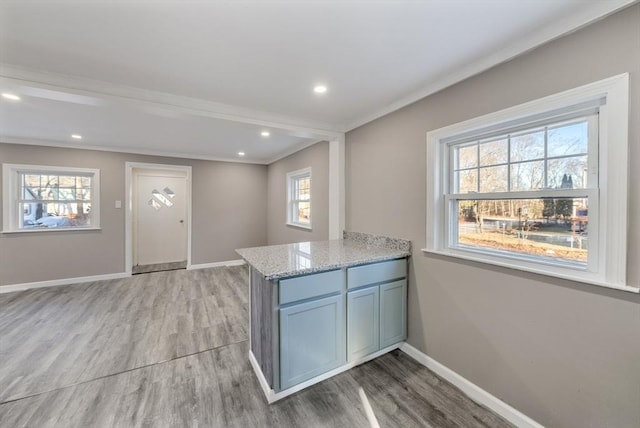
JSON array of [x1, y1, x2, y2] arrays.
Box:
[[286, 167, 312, 229], [425, 74, 634, 292], [2, 164, 100, 232]]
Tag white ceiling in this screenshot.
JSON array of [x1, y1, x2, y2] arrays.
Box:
[[0, 0, 634, 164]]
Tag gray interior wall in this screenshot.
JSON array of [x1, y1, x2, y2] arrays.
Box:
[[267, 141, 329, 245], [345, 5, 640, 428], [0, 143, 268, 286]]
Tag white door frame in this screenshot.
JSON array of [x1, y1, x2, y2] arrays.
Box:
[[125, 162, 193, 275]]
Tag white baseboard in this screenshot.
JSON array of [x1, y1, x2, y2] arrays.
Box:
[[399, 342, 543, 428], [187, 259, 246, 270], [249, 350, 274, 401], [0, 272, 130, 294]]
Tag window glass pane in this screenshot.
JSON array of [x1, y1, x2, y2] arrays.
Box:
[[455, 198, 588, 267], [456, 143, 477, 169], [297, 201, 310, 223], [510, 161, 544, 191], [297, 177, 310, 200], [456, 169, 478, 193], [80, 176, 91, 188], [57, 188, 76, 200], [479, 165, 507, 192], [77, 188, 91, 201], [58, 175, 76, 188], [510, 130, 544, 162], [24, 174, 41, 188], [479, 138, 507, 166], [20, 202, 92, 229], [41, 188, 55, 200], [547, 121, 588, 157], [46, 175, 59, 187], [152, 189, 173, 207], [23, 185, 37, 200], [547, 155, 588, 189]]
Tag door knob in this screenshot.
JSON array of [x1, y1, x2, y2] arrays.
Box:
[[179, 220, 184, 223]]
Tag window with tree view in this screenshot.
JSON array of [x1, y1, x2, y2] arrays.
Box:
[[2, 164, 100, 232], [427, 75, 630, 290], [449, 115, 597, 268]]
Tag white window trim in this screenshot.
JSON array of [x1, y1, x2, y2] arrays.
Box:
[[2, 163, 101, 233], [286, 167, 312, 230], [424, 74, 637, 293]]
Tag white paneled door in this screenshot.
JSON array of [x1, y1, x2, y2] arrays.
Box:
[[134, 173, 187, 266]]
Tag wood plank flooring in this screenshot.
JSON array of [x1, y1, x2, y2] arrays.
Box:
[[0, 266, 514, 427]]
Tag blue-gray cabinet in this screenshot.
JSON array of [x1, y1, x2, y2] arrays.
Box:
[[279, 294, 345, 390], [346, 259, 407, 362], [380, 279, 407, 348], [346, 286, 380, 361], [278, 270, 346, 390], [250, 258, 407, 395]]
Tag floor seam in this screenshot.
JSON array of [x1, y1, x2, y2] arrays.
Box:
[[0, 338, 249, 406]]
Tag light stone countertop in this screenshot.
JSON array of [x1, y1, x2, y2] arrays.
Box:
[[236, 232, 411, 280]]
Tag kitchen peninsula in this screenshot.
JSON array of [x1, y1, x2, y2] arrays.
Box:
[[237, 232, 411, 403]]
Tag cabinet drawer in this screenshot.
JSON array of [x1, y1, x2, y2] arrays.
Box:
[[279, 269, 343, 305], [347, 259, 406, 289]]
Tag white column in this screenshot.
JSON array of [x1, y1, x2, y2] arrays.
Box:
[[328, 135, 346, 240]]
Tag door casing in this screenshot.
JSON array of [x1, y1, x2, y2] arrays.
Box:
[[125, 162, 192, 274]]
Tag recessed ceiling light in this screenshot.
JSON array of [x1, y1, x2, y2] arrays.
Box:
[[71, 134, 83, 140], [2, 93, 21, 101], [261, 131, 270, 137], [238, 151, 245, 157], [313, 85, 328, 94]]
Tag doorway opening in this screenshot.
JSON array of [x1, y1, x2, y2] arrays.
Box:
[[125, 163, 192, 275]]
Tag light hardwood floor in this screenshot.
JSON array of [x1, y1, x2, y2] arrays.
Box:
[[0, 266, 514, 427]]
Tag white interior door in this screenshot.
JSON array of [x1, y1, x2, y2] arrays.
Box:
[[134, 173, 187, 266]]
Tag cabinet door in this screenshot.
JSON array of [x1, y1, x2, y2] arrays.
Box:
[[279, 294, 345, 390], [347, 286, 380, 361], [380, 280, 407, 348]]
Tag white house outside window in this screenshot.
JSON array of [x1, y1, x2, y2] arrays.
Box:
[[2, 164, 100, 232], [287, 167, 311, 229], [425, 74, 633, 292]]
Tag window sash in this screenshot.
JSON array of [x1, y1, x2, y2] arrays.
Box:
[[446, 115, 598, 196], [3, 164, 100, 232], [442, 113, 599, 271], [444, 189, 599, 273], [286, 168, 311, 227]]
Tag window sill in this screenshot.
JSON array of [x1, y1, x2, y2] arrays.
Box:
[[286, 222, 312, 231], [421, 248, 639, 294], [1, 227, 102, 234]]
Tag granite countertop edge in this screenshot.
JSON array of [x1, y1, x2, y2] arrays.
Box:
[[261, 250, 410, 281], [236, 231, 411, 280]]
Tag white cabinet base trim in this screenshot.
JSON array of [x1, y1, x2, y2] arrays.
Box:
[[249, 343, 401, 404], [399, 342, 543, 428]]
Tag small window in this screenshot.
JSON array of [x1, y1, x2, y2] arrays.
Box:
[[425, 74, 632, 291], [2, 164, 100, 232], [286, 167, 311, 229]]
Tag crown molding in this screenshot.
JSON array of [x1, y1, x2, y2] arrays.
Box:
[[344, 0, 637, 131], [0, 64, 344, 140]]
